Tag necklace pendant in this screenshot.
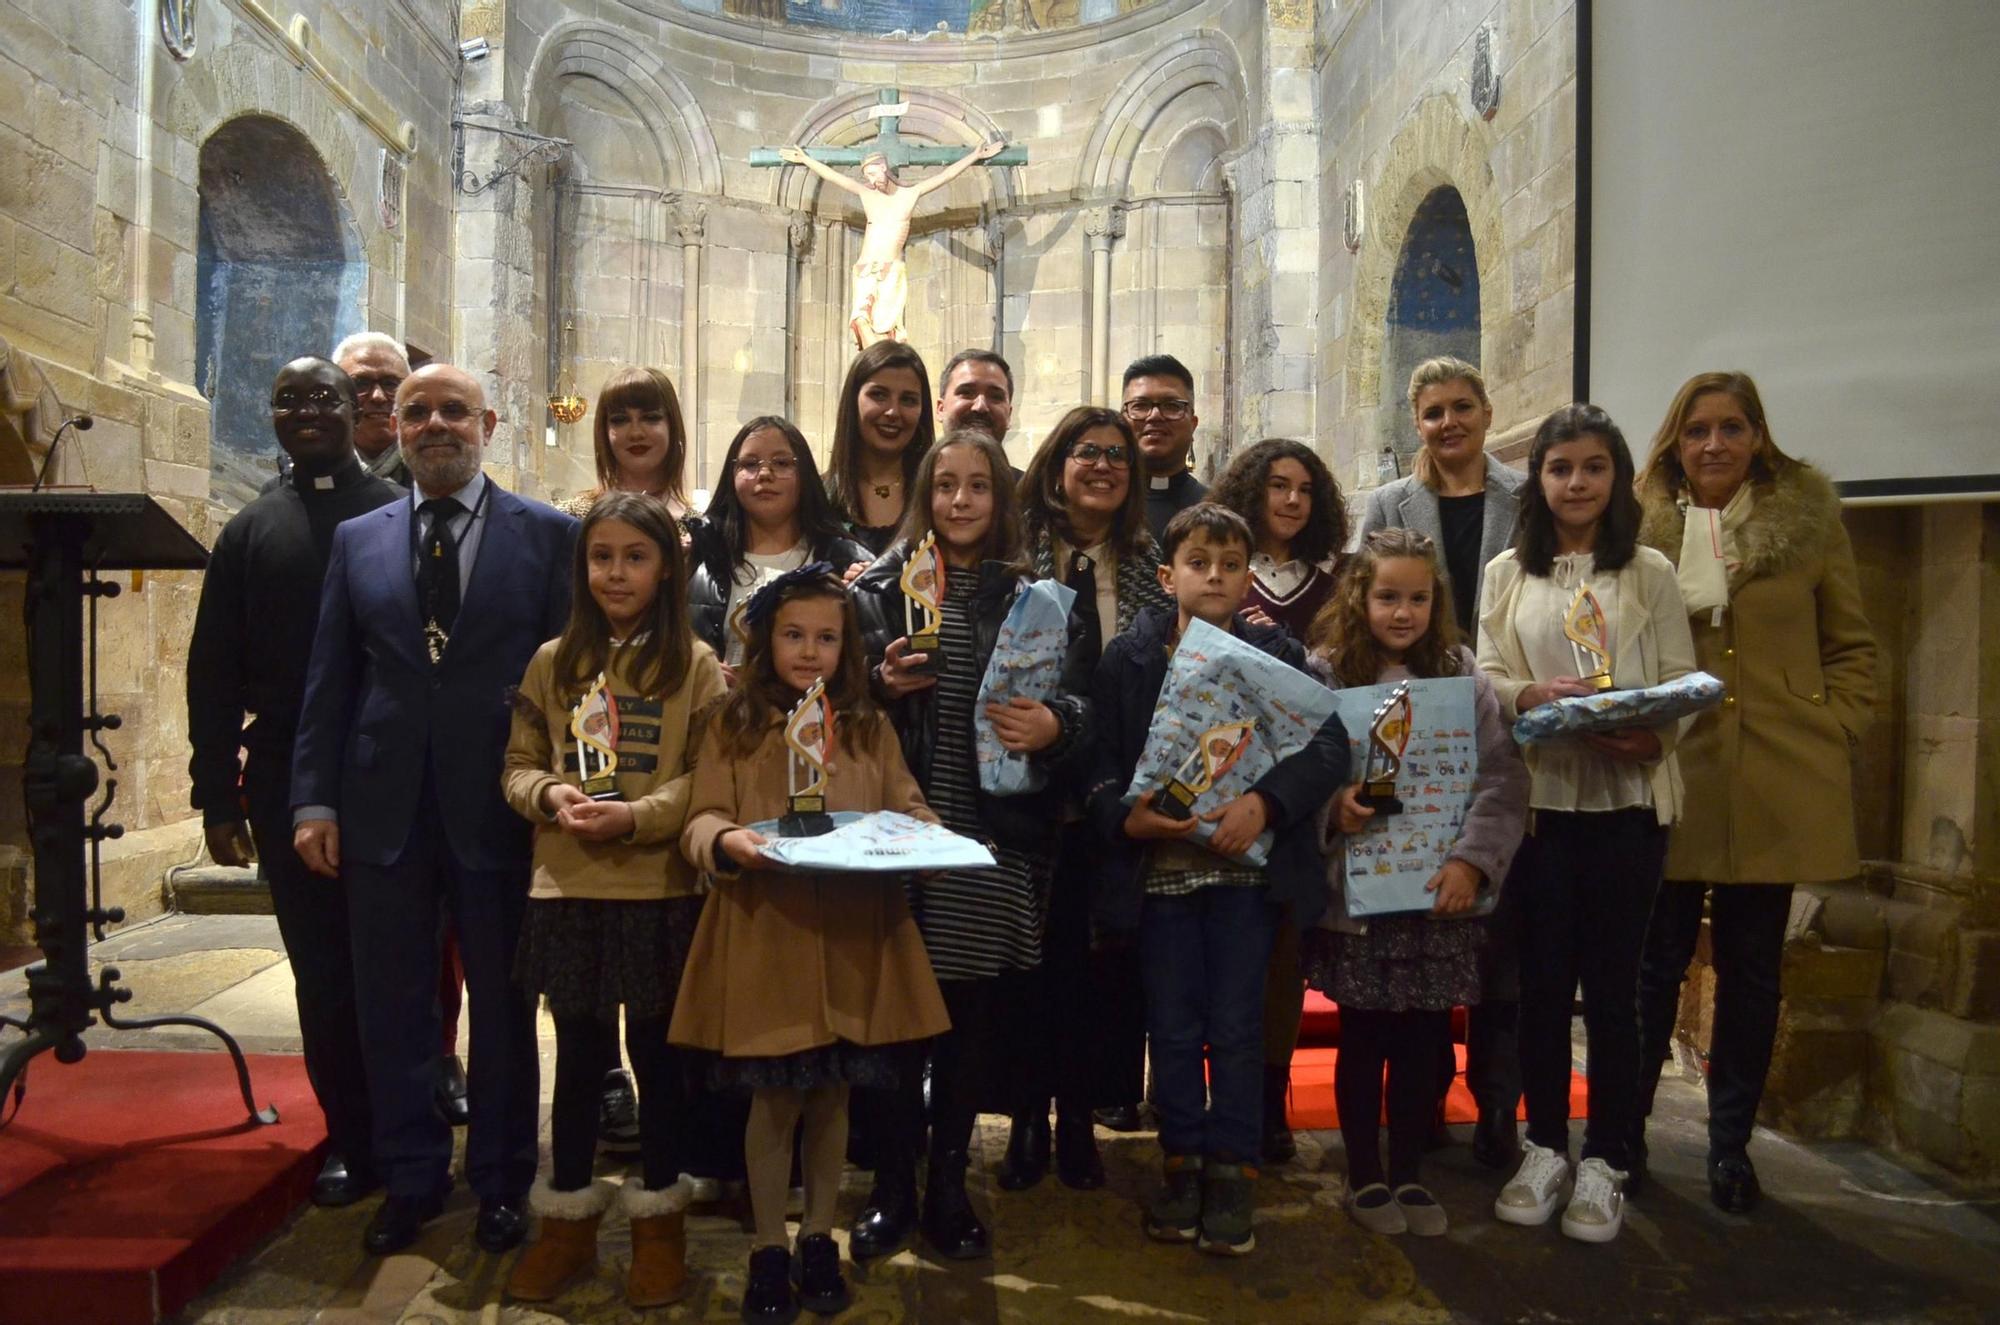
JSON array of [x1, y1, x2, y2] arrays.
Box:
[[873, 483, 892, 499]]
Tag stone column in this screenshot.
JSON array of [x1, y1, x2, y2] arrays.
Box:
[[785, 213, 813, 419], [1084, 204, 1126, 406], [672, 201, 707, 491], [985, 213, 1007, 351]]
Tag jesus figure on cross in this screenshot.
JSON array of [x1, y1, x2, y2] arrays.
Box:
[[781, 141, 1005, 349]]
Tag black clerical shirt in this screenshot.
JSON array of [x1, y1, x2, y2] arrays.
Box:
[[1144, 468, 1208, 546], [187, 457, 402, 823]]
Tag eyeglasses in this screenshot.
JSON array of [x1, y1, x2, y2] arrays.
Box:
[[733, 455, 799, 478], [348, 373, 404, 397], [398, 401, 478, 425], [271, 388, 349, 415], [1067, 442, 1132, 469], [1121, 398, 1192, 421]]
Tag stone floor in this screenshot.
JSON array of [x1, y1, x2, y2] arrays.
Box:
[[5, 913, 1998, 1324]]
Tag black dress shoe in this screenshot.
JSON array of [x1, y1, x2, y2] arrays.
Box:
[[1708, 1153, 1761, 1214], [1055, 1115, 1105, 1191], [996, 1113, 1049, 1191], [1093, 1103, 1143, 1133], [312, 1153, 381, 1208], [475, 1195, 529, 1253], [363, 1191, 445, 1255], [791, 1231, 850, 1314], [435, 1054, 470, 1128], [848, 1176, 918, 1260], [743, 1244, 799, 1323]]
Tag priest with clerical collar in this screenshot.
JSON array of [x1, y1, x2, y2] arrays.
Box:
[[1121, 353, 1209, 545], [185, 355, 404, 1211]]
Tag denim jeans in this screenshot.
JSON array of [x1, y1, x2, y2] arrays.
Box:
[[1140, 885, 1281, 1165]]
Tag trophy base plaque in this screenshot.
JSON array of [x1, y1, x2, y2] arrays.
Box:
[[580, 776, 623, 802], [1358, 781, 1404, 817], [780, 794, 834, 837], [1156, 779, 1199, 821], [904, 630, 944, 676], [1580, 672, 1615, 692]]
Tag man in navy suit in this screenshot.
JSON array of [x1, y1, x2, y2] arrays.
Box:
[[292, 363, 577, 1255]]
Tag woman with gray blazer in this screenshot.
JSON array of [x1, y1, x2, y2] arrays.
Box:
[[1354, 355, 1527, 1171], [1358, 357, 1526, 636]]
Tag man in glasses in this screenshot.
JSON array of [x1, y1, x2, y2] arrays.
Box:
[[292, 363, 578, 1256], [334, 331, 414, 486], [187, 357, 403, 1211], [1121, 354, 1208, 545]]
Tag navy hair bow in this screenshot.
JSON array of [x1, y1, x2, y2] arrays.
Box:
[[741, 561, 839, 631]]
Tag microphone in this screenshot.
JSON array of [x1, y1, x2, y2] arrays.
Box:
[[30, 414, 94, 493]]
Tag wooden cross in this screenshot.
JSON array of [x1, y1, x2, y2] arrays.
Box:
[[750, 88, 1027, 171]]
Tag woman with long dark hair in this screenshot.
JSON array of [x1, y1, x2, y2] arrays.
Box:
[[825, 342, 937, 555]]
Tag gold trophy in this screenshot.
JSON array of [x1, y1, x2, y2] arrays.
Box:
[[1158, 719, 1256, 822], [1358, 681, 1413, 816], [780, 677, 836, 837], [899, 530, 947, 675], [1563, 584, 1615, 691], [570, 673, 623, 801]]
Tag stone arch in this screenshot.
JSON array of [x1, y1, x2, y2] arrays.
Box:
[[162, 43, 368, 204], [1342, 96, 1509, 430], [195, 114, 365, 512], [1378, 186, 1483, 456], [522, 23, 723, 195], [767, 89, 1021, 214], [1074, 32, 1248, 199]]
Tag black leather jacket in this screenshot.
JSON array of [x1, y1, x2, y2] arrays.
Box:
[[851, 545, 1095, 852], [687, 524, 871, 657]]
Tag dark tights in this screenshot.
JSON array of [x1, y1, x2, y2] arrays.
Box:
[[1336, 1007, 1451, 1189], [551, 1011, 682, 1191]]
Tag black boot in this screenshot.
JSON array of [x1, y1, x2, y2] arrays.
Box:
[[1054, 1109, 1105, 1190], [921, 1148, 991, 1259], [997, 1111, 1050, 1191], [1261, 1063, 1297, 1165], [848, 1140, 918, 1261]]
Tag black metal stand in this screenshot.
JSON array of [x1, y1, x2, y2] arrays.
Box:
[[0, 492, 277, 1125]]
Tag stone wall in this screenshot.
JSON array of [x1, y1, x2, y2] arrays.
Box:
[[0, 0, 460, 939], [1315, 0, 1575, 494]]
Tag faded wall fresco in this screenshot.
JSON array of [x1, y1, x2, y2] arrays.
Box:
[[710, 0, 1154, 34]]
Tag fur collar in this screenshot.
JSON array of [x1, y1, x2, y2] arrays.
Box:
[[1638, 462, 1842, 588]]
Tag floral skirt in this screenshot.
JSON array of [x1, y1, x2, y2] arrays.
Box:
[[706, 1040, 903, 1093], [515, 894, 701, 1021], [1300, 915, 1486, 1013]]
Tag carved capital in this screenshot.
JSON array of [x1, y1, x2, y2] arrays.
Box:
[[787, 213, 814, 257], [1083, 203, 1126, 251], [670, 201, 708, 246]]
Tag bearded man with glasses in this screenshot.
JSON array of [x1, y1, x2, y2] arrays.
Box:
[[1121, 354, 1209, 546], [292, 363, 579, 1256]]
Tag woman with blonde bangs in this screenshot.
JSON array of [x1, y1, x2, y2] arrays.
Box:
[[560, 367, 693, 530], [1631, 371, 1875, 1214]]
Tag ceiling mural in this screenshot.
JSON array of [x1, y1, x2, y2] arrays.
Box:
[[711, 0, 1159, 35]]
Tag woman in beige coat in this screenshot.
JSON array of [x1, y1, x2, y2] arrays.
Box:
[[1632, 371, 1876, 1215]]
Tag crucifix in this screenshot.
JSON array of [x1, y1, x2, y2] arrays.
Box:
[[753, 89, 1027, 349]]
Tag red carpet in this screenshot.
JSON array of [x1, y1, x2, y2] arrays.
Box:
[[0, 1049, 326, 1325]]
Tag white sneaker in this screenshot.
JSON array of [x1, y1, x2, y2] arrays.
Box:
[[1494, 1143, 1569, 1226], [1560, 1157, 1627, 1243]]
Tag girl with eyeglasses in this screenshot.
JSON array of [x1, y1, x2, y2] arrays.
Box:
[[688, 416, 870, 674], [1003, 406, 1172, 1191]]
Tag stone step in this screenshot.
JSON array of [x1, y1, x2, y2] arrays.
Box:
[[170, 865, 274, 916]]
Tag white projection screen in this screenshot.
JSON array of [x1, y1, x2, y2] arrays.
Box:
[[1583, 0, 2000, 500]]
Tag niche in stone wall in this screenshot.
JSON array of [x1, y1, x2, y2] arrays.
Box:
[[1378, 186, 1481, 466], [195, 115, 365, 511]]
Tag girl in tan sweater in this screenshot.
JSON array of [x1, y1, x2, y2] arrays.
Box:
[[500, 493, 726, 1309]]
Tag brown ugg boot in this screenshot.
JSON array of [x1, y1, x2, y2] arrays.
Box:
[[622, 1176, 693, 1308], [504, 1178, 612, 1302]]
